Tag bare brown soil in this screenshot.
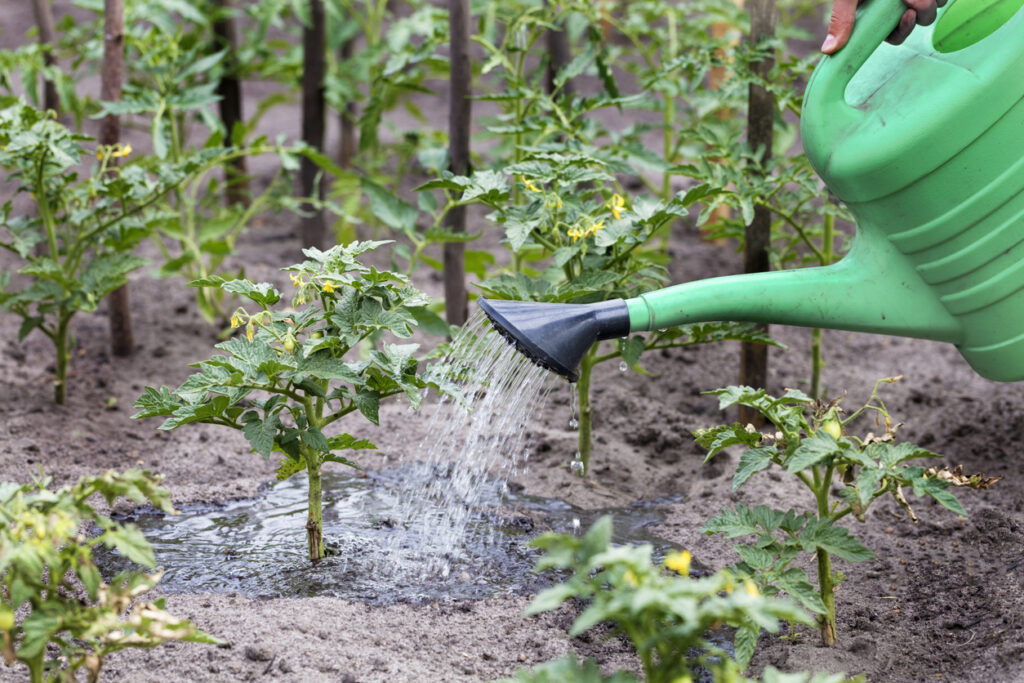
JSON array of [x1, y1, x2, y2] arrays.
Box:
[[2, 4, 1024, 682]]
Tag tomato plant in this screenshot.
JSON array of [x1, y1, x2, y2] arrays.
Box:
[[132, 240, 450, 560], [0, 470, 219, 682], [510, 515, 864, 683], [696, 377, 1000, 647]]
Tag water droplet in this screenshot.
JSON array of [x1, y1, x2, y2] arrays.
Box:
[[572, 517, 581, 533], [619, 361, 628, 372], [568, 417, 579, 430], [569, 460, 585, 475]]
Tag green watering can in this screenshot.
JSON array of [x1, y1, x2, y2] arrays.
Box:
[[480, 0, 1024, 383]]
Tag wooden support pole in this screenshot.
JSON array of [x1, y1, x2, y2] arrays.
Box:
[[738, 0, 775, 426], [443, 0, 471, 328], [30, 0, 59, 113], [102, 0, 133, 358], [338, 36, 357, 167], [212, 0, 249, 205], [544, 6, 572, 98], [300, 0, 327, 250]]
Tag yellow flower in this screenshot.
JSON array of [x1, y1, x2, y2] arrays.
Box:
[[112, 144, 132, 158], [567, 227, 583, 243], [322, 282, 335, 293], [289, 273, 302, 287], [609, 193, 626, 220], [744, 580, 759, 597], [246, 322, 255, 342], [664, 550, 691, 576], [520, 175, 542, 193], [592, 220, 605, 233], [230, 315, 241, 329], [623, 570, 639, 587]]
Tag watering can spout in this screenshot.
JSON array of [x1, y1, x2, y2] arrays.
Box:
[[624, 228, 964, 345], [479, 226, 965, 383]]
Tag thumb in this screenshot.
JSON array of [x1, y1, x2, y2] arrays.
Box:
[[823, 0, 858, 53]]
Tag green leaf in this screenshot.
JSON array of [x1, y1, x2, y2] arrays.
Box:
[[693, 423, 763, 460], [911, 476, 967, 517], [353, 390, 380, 425], [300, 427, 329, 453], [243, 414, 280, 459], [102, 523, 157, 568], [17, 612, 60, 659], [775, 569, 828, 615], [733, 447, 775, 490], [796, 518, 874, 562], [785, 431, 844, 473], [524, 582, 578, 616], [276, 457, 305, 481], [733, 544, 773, 570], [326, 433, 377, 451], [131, 386, 180, 419], [219, 279, 281, 308], [362, 177, 418, 235], [733, 620, 759, 669]]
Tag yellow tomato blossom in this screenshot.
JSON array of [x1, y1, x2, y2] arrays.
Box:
[[622, 569, 639, 587], [664, 549, 691, 576], [520, 176, 543, 193], [246, 322, 255, 342], [567, 227, 584, 243], [609, 194, 626, 220], [289, 273, 302, 287], [322, 282, 335, 293], [112, 144, 132, 158], [230, 315, 241, 330], [744, 579, 759, 597]]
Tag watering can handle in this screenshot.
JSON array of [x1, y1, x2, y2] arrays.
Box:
[[803, 0, 909, 123]]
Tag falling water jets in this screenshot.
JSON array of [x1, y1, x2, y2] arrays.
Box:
[[368, 309, 558, 580]]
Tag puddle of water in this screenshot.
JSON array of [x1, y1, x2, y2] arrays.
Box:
[[99, 464, 683, 605]]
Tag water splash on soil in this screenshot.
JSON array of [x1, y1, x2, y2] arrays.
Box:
[[101, 465, 683, 605]]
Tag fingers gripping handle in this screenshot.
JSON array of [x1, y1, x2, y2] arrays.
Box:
[[804, 0, 908, 122]]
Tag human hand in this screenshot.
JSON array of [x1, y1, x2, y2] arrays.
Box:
[[821, 0, 947, 54]]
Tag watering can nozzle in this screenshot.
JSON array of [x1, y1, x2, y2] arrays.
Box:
[[478, 297, 631, 382]]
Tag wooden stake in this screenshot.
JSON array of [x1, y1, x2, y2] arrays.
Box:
[[738, 0, 775, 427], [30, 0, 59, 113], [544, 6, 572, 98], [443, 0, 471, 328], [703, 0, 744, 239], [300, 0, 327, 250], [338, 35, 357, 167], [211, 0, 249, 205], [102, 0, 133, 358]]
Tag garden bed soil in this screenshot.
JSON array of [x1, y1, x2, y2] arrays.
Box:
[[3, 4, 1024, 682]]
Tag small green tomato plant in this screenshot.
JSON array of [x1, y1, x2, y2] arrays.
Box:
[[0, 470, 219, 683], [0, 101, 159, 404], [516, 515, 830, 682], [132, 241, 446, 561], [696, 377, 1000, 648]]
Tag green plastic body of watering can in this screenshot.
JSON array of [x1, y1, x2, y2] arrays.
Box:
[[622, 0, 1024, 381]]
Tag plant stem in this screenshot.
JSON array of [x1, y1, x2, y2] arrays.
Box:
[[810, 210, 834, 399], [54, 313, 70, 405], [576, 346, 595, 475], [815, 478, 837, 646], [305, 451, 325, 561]]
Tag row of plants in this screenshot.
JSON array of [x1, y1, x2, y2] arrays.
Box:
[[4, 0, 848, 460]]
